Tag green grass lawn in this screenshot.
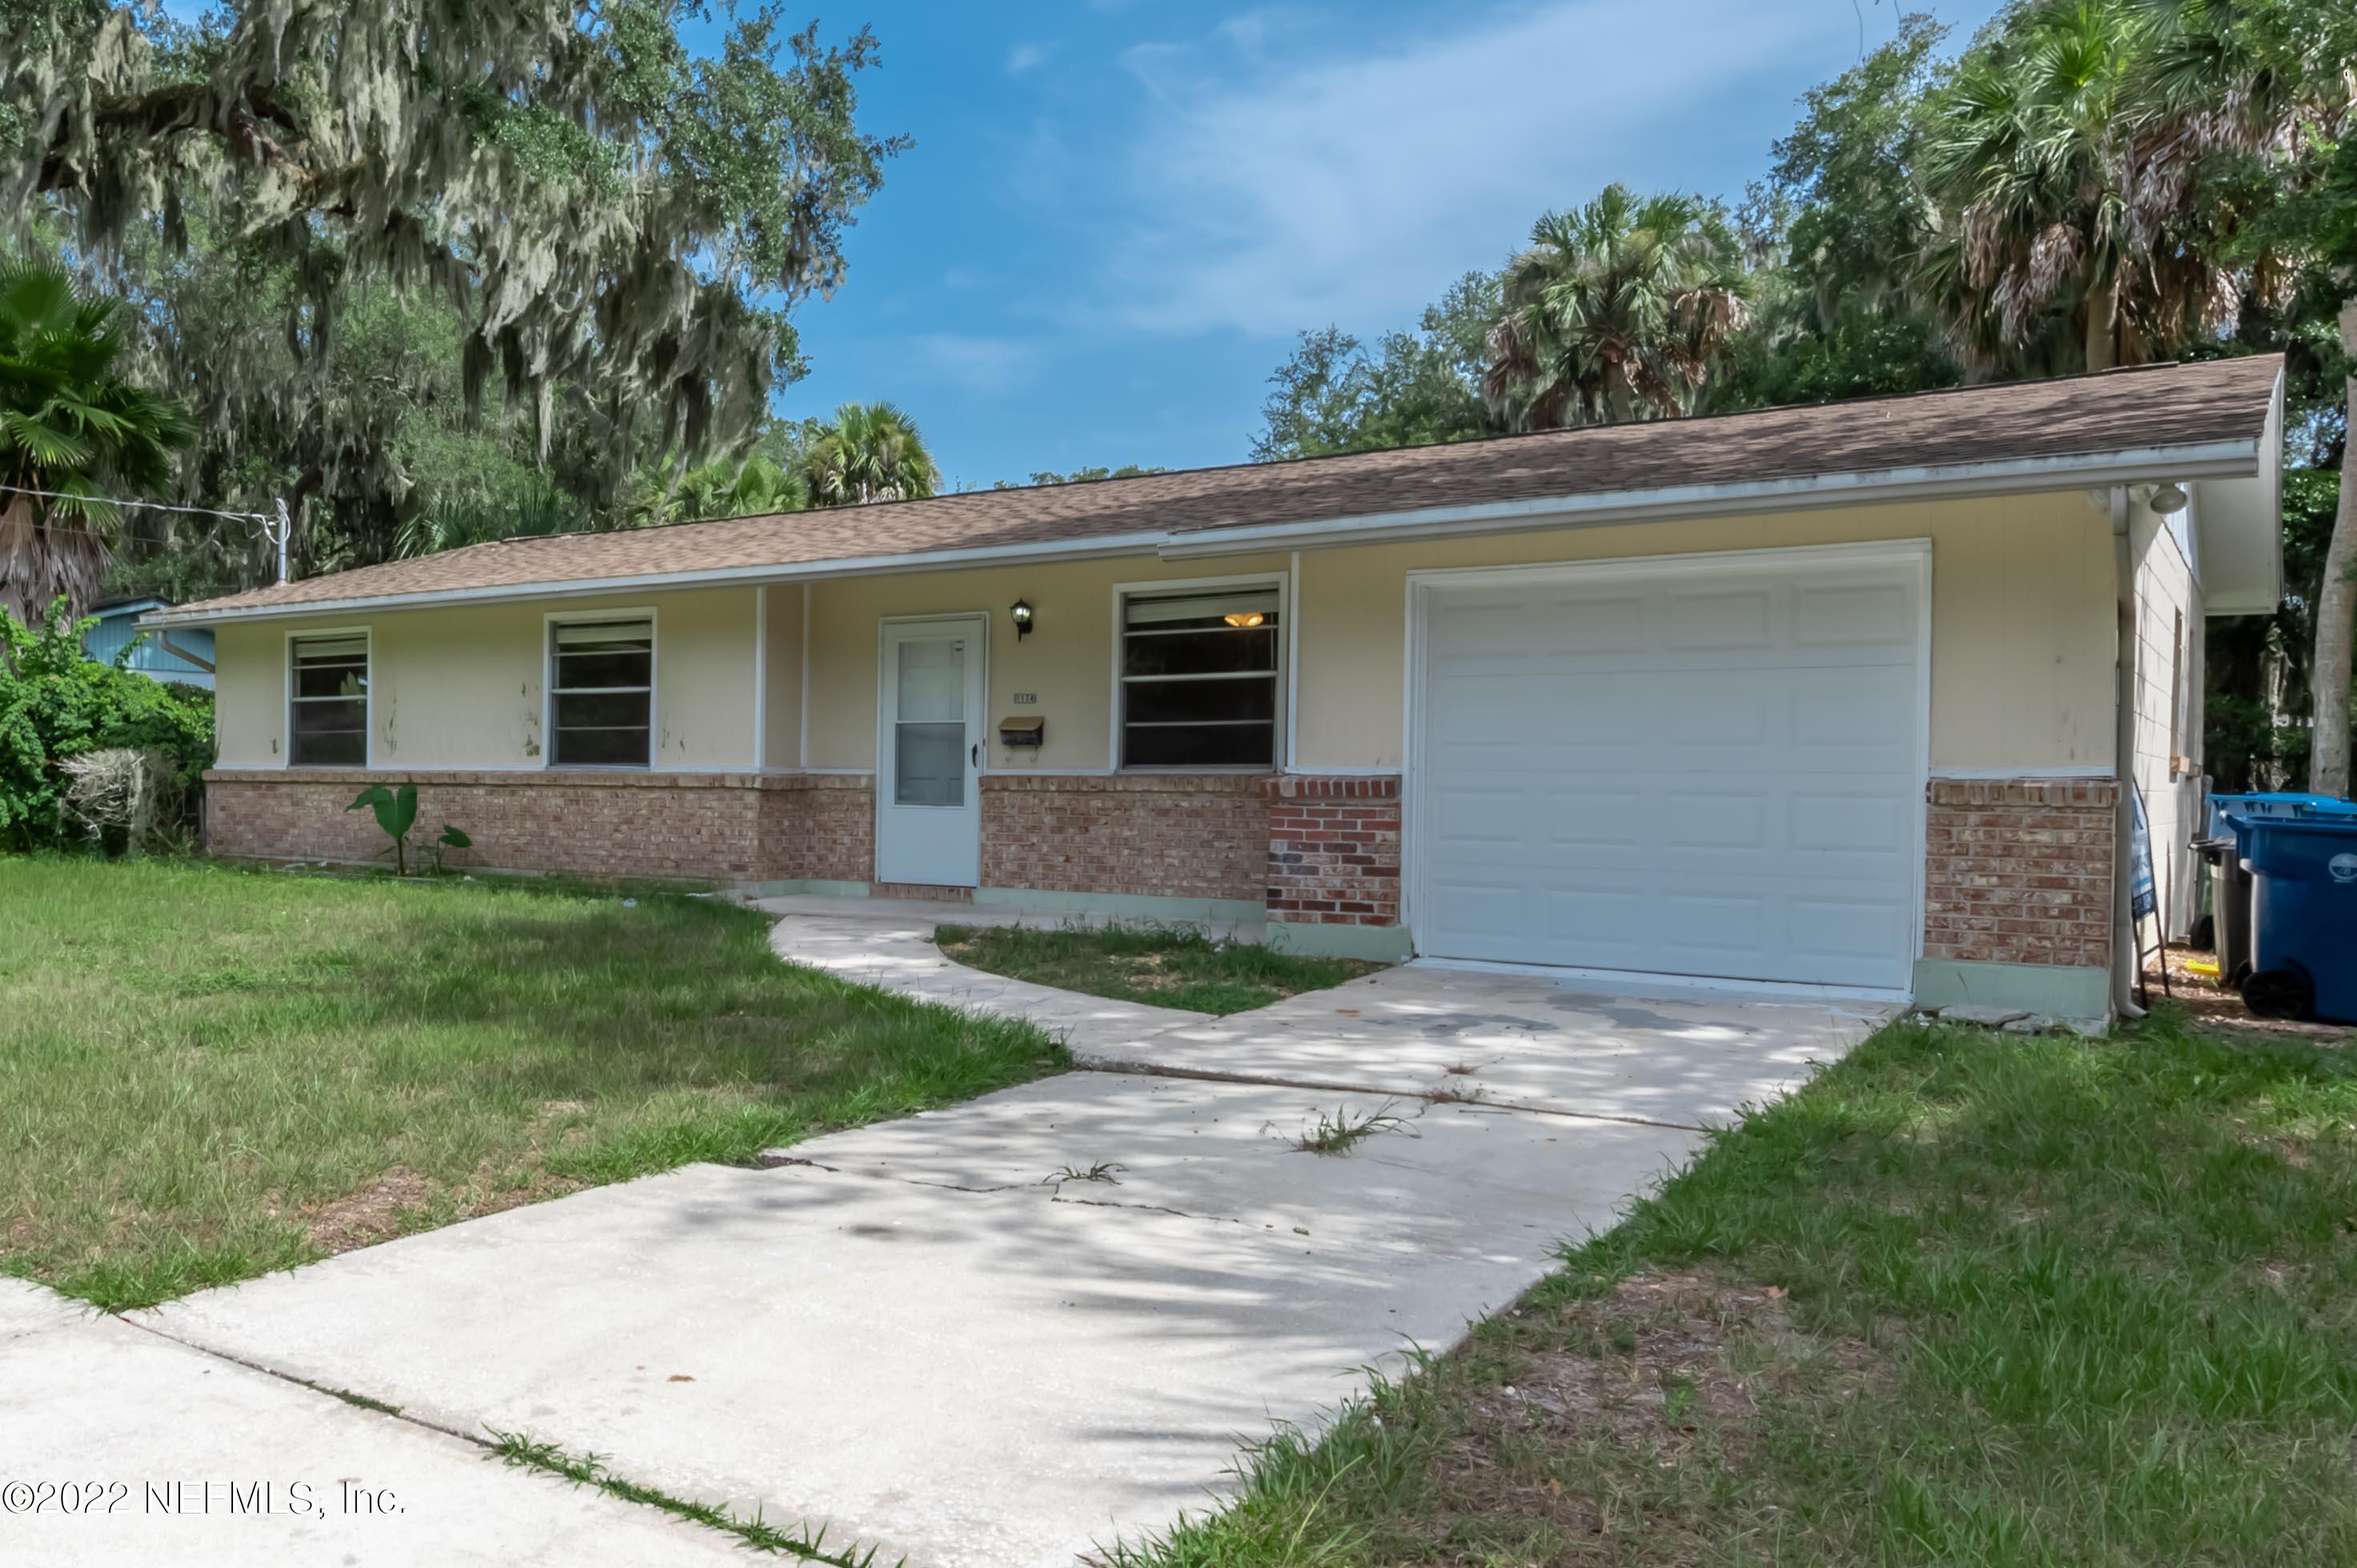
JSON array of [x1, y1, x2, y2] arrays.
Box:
[[0, 857, 1065, 1310], [935, 920, 1385, 1015], [1102, 1011, 2357, 1567]]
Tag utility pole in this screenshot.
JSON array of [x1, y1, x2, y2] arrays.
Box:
[[272, 498, 292, 584]]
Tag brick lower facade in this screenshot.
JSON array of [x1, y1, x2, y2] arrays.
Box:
[[759, 773, 875, 884], [203, 768, 1288, 904], [978, 774, 1269, 902], [204, 768, 777, 883], [1921, 777, 2120, 970], [1263, 775, 1403, 926], [206, 768, 2122, 981]]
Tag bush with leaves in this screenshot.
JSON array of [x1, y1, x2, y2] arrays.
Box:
[[0, 597, 215, 850]]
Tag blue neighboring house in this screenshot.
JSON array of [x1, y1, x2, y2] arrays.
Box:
[[82, 598, 215, 690]]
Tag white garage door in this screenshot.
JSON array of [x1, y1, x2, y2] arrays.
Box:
[[1412, 548, 1924, 993]]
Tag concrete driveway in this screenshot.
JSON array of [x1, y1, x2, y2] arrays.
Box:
[[52, 904, 1892, 1567]]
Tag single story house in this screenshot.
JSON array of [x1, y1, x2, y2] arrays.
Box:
[[82, 596, 216, 688], [146, 357, 2285, 1021]]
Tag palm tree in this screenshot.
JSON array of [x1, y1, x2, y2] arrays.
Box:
[[620, 451, 808, 530], [1916, 0, 2247, 376], [2105, 0, 2355, 792], [797, 403, 939, 507], [1483, 185, 1749, 430], [0, 263, 191, 624]]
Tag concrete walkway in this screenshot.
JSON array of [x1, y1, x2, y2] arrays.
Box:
[[66, 904, 1892, 1567], [2, 1282, 742, 1566], [760, 896, 1213, 1051]]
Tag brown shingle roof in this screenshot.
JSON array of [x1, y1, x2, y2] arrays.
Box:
[[164, 355, 2282, 620]]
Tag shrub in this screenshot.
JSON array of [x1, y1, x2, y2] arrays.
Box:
[[0, 597, 215, 851]]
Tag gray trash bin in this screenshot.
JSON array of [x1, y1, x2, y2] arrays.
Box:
[[2198, 836, 2253, 987]]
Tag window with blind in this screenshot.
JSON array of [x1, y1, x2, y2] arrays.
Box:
[[288, 635, 369, 766], [549, 620, 653, 768], [1118, 584, 1281, 768]]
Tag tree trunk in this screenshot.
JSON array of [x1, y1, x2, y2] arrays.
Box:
[[2084, 279, 2119, 373], [2310, 299, 2357, 797]]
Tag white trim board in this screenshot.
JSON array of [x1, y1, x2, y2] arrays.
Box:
[[1931, 766, 2113, 780], [751, 585, 768, 772]]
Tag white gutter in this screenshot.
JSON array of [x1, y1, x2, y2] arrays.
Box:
[[139, 436, 2263, 630]]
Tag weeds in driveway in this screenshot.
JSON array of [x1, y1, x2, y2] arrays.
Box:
[[1046, 1162, 1126, 1185], [1102, 1010, 2357, 1565], [936, 920, 1384, 1015], [1292, 1103, 1411, 1156], [489, 1430, 892, 1566], [0, 857, 1066, 1309]]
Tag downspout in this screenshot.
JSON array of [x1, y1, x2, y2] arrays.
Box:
[[156, 631, 215, 675], [2111, 485, 2147, 1021]]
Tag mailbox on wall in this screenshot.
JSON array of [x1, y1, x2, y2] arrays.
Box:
[[999, 716, 1045, 749]]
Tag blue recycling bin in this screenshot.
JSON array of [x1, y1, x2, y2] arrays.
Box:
[[2206, 792, 2352, 842], [2238, 814, 2357, 1025]]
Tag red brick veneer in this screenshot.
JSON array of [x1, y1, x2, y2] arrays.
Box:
[[759, 773, 874, 883], [1263, 775, 1402, 926], [204, 768, 777, 882], [1922, 777, 2119, 969], [978, 774, 1269, 902]]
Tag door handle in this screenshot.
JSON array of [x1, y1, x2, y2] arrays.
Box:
[[971, 740, 982, 768]]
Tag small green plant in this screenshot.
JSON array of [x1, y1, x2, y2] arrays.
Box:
[[1293, 1102, 1411, 1155], [1046, 1161, 1126, 1185], [345, 782, 468, 876], [424, 823, 472, 874]]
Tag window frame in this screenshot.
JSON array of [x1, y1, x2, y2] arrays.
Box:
[[1109, 571, 1288, 774], [543, 608, 660, 772], [283, 627, 372, 769]]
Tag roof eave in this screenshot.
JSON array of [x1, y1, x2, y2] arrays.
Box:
[[139, 435, 2266, 630], [1154, 437, 2266, 559]]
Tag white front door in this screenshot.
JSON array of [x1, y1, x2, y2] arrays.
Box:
[[877, 616, 987, 887], [1411, 547, 1925, 993]]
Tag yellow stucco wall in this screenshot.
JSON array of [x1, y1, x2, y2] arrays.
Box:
[[211, 587, 761, 770], [1289, 491, 2119, 772], [211, 491, 2122, 778], [761, 583, 804, 772], [801, 555, 1291, 770]]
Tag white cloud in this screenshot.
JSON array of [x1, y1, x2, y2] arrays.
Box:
[[1006, 41, 1050, 75], [1100, 0, 1845, 339], [901, 334, 1040, 395]]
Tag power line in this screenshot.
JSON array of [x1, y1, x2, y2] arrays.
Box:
[[0, 511, 255, 550], [0, 483, 273, 524]]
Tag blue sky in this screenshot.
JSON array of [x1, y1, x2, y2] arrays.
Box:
[[778, 0, 2011, 489]]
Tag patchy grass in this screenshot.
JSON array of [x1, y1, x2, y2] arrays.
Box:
[[936, 920, 1384, 1015], [489, 1430, 886, 1566], [0, 856, 1064, 1309], [1097, 1009, 2357, 1566]]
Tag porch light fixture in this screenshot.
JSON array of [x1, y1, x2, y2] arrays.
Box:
[[2146, 483, 2189, 516], [1223, 611, 1265, 628], [1010, 598, 1034, 639]]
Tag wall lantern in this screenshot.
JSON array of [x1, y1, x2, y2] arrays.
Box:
[[1010, 599, 1034, 639]]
